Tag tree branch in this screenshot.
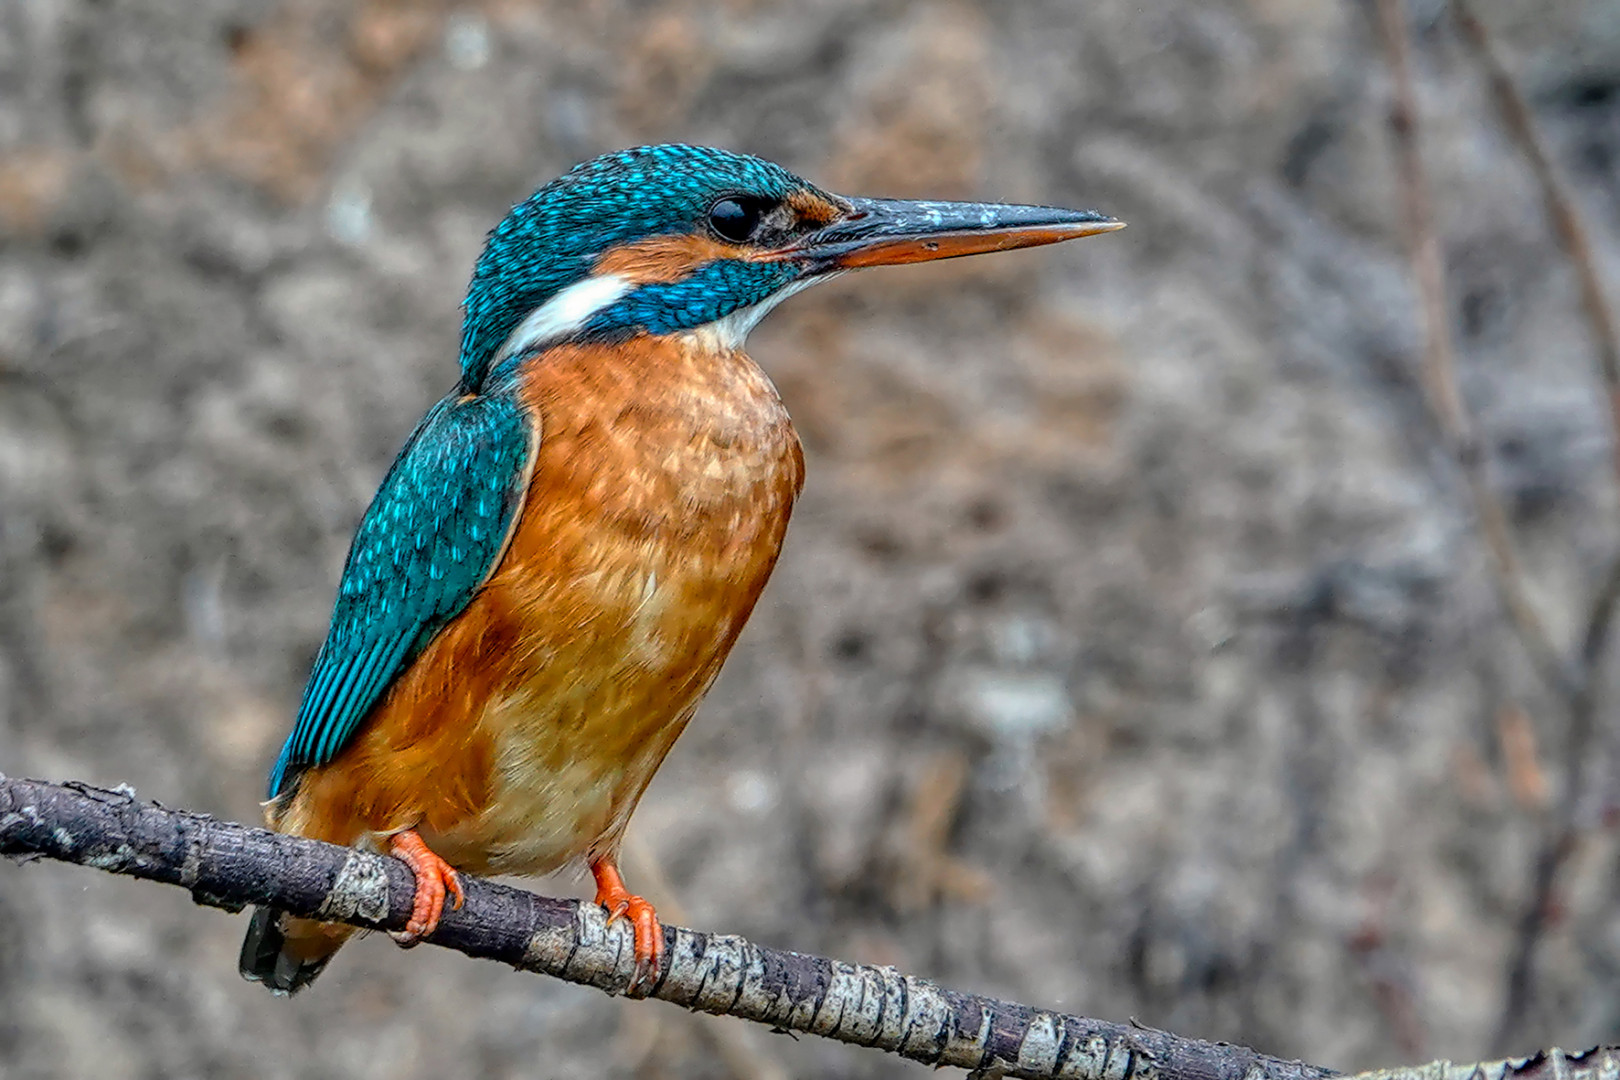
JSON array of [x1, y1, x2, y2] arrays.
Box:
[[0, 775, 1615, 1080]]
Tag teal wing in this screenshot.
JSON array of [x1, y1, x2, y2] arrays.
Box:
[[268, 390, 535, 798]]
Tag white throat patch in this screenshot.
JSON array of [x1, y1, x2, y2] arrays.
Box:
[[679, 277, 825, 352]]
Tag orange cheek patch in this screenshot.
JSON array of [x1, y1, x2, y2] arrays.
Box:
[[786, 190, 846, 229], [594, 234, 744, 284]]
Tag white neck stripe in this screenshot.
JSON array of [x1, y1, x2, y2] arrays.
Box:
[[493, 273, 632, 364], [493, 269, 833, 361]]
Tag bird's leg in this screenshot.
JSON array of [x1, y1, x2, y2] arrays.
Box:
[[388, 828, 464, 946], [589, 856, 664, 990]]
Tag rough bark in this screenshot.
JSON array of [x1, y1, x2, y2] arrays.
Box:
[[0, 775, 1608, 1080]]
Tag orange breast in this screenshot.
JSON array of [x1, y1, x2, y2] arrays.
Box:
[[282, 335, 803, 875]]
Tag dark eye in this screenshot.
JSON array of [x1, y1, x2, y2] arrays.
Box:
[[708, 197, 765, 243]]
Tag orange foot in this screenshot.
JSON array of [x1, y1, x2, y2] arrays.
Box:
[[388, 829, 464, 946], [590, 857, 664, 991]]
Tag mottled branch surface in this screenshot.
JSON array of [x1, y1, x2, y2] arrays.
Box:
[[0, 776, 1612, 1080]]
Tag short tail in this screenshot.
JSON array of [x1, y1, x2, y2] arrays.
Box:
[[238, 906, 357, 994]]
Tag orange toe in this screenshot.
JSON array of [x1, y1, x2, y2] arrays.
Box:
[[389, 829, 462, 944], [590, 858, 664, 989]]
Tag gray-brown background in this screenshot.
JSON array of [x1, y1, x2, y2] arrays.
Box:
[[5, 1, 1620, 1076]]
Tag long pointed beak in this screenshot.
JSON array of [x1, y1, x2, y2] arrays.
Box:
[[773, 196, 1124, 271]]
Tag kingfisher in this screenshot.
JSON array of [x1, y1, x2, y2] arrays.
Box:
[[238, 144, 1121, 994]]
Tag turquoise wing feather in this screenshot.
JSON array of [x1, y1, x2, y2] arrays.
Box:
[[268, 390, 535, 798]]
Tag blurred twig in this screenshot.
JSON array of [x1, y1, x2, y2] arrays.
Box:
[[1452, 0, 1620, 485], [7, 776, 1620, 1080], [1347, 872, 1426, 1058], [1372, 0, 1572, 700], [1373, 0, 1620, 1054], [892, 748, 992, 912], [1448, 1, 1620, 1054]]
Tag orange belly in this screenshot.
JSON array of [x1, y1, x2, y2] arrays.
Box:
[[277, 335, 804, 876]]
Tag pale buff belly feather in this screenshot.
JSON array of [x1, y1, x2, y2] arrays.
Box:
[[426, 559, 739, 876]]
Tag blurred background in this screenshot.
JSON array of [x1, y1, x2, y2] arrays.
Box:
[[5, 0, 1620, 1076]]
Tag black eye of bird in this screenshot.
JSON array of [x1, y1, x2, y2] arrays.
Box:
[[708, 197, 765, 243]]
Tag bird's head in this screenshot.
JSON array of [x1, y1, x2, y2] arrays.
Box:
[[458, 144, 1122, 391]]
